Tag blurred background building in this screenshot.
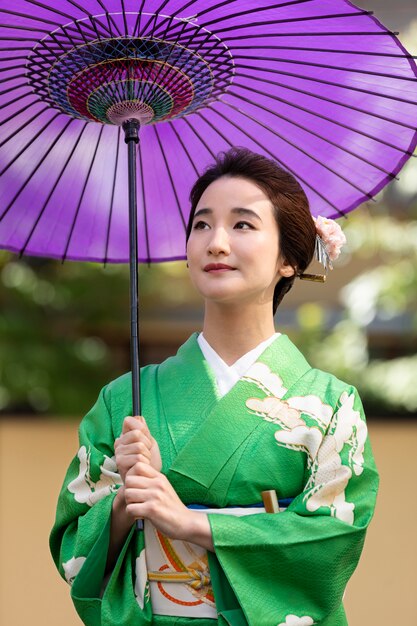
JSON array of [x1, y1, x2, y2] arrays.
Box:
[[0, 1, 416, 625]]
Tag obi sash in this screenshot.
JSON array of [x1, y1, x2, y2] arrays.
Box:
[[144, 500, 292, 619]]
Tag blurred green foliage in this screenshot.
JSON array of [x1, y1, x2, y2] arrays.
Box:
[[297, 209, 417, 416], [1, 191, 417, 416]]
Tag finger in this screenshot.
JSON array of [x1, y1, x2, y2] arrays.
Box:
[[118, 429, 153, 450], [133, 415, 152, 439], [126, 461, 159, 479], [125, 472, 154, 490], [121, 417, 153, 443], [125, 502, 154, 520], [122, 415, 149, 435], [117, 454, 151, 475], [116, 440, 152, 457], [124, 486, 153, 502], [122, 415, 144, 435]]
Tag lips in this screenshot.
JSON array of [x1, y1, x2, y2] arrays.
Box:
[[204, 263, 235, 272]]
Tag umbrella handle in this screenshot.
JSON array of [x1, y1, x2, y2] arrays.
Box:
[[123, 118, 144, 532]]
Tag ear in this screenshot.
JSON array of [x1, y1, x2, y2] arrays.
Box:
[[278, 260, 296, 278]]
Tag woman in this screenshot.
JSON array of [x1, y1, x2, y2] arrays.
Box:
[[50, 148, 379, 626]]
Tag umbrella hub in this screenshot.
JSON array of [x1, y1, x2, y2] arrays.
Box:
[[27, 14, 235, 126], [107, 101, 154, 126]]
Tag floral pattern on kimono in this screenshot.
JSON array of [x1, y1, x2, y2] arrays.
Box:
[[50, 333, 379, 626], [244, 364, 367, 525]]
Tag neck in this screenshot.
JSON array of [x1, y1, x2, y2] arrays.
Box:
[[202, 300, 276, 365]]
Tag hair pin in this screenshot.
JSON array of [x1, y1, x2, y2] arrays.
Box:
[[298, 273, 326, 283]]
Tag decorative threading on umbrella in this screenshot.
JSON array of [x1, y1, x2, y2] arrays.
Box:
[[26, 12, 235, 126]]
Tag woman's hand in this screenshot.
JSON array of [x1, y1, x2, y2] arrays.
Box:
[[107, 418, 163, 571], [114, 416, 162, 484], [124, 462, 214, 551]]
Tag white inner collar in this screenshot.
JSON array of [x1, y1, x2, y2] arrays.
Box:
[[198, 332, 280, 398]]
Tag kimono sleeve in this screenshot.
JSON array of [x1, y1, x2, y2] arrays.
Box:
[[49, 385, 126, 624], [207, 386, 379, 626]]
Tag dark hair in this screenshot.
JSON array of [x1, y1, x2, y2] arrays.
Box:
[[186, 147, 316, 314]]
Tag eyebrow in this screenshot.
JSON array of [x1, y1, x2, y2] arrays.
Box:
[[193, 207, 262, 222]]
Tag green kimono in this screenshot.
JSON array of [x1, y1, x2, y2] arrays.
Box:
[[50, 333, 379, 626]]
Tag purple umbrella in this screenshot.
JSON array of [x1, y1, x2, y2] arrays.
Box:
[[1, 0, 417, 413]]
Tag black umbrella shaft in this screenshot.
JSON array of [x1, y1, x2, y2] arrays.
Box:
[[123, 119, 141, 417]]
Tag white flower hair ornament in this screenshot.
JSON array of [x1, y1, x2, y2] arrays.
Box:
[[299, 216, 347, 283]]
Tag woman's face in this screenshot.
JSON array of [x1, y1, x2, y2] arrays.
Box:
[[186, 176, 294, 307]]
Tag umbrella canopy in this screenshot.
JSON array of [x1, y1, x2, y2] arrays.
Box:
[[0, 0, 417, 264]]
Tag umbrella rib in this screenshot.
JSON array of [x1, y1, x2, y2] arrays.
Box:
[[203, 0, 314, 19], [0, 46, 34, 52], [152, 0, 315, 39], [132, 0, 147, 37], [0, 117, 74, 222], [207, 103, 345, 217], [63, 0, 113, 39], [63, 0, 97, 21], [0, 82, 29, 97], [18, 122, 89, 258], [62, 125, 105, 262], [236, 71, 416, 132], [228, 82, 400, 178], [137, 140, 151, 263], [230, 44, 417, 60], [0, 36, 39, 41], [68, 18, 91, 46], [137, 17, 193, 105], [136, 15, 180, 105], [154, 25, 233, 108], [138, 26, 205, 106], [16, 0, 108, 40], [0, 91, 31, 112], [194, 110, 233, 148], [177, 10, 375, 38], [223, 96, 376, 202], [22, 0, 76, 22], [1, 99, 40, 127], [141, 0, 172, 38], [233, 54, 417, 83], [95, 0, 122, 37], [0, 104, 51, 150], [0, 63, 27, 73], [180, 116, 217, 160], [0, 56, 33, 63], [43, 29, 82, 59], [0, 72, 27, 86], [104, 126, 121, 265], [168, 122, 200, 177], [153, 125, 187, 231], [89, 15, 103, 41], [103, 10, 116, 38], [236, 62, 417, 108], [220, 30, 400, 41], [149, 4, 200, 39], [111, 63, 126, 108], [0, 8, 63, 28], [150, 0, 199, 38], [0, 22, 50, 35], [120, 0, 129, 36], [198, 0, 317, 29]]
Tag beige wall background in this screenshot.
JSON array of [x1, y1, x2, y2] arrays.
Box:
[[0, 418, 415, 625]]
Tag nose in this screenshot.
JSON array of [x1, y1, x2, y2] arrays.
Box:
[[207, 227, 230, 256]]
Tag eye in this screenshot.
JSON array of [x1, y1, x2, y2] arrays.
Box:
[[193, 220, 210, 230], [234, 221, 255, 230]]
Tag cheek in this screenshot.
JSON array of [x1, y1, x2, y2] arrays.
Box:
[[256, 236, 280, 269], [186, 241, 200, 280]]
